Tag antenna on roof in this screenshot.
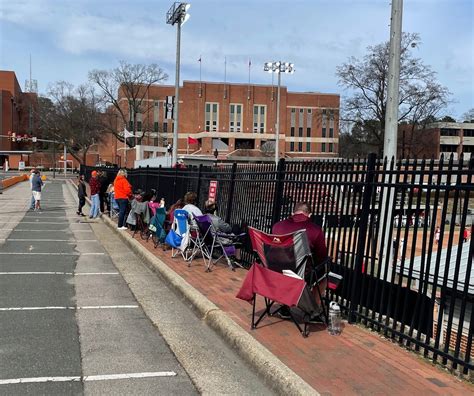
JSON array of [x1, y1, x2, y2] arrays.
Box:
[[25, 54, 38, 93]]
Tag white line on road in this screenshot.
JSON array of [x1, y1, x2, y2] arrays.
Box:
[[13, 229, 93, 232], [1, 239, 98, 242], [0, 272, 119, 276], [0, 371, 177, 385], [0, 305, 138, 311], [0, 252, 104, 256]]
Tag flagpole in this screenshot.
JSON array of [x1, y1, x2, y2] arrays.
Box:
[[199, 55, 202, 97], [247, 58, 251, 100], [224, 56, 227, 99]]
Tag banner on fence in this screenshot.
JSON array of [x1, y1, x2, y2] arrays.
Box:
[[208, 180, 218, 201]]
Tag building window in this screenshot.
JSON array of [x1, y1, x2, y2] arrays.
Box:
[[329, 143, 334, 152], [440, 144, 458, 152], [230, 104, 242, 132], [298, 142, 303, 152], [137, 121, 142, 131], [163, 122, 168, 133], [154, 138, 159, 146], [298, 127, 303, 137], [291, 127, 295, 137], [322, 109, 327, 115], [299, 108, 304, 127], [253, 105, 266, 133], [290, 142, 295, 151], [307, 109, 312, 130], [290, 109, 296, 128], [205, 102, 219, 132], [306, 142, 311, 152], [154, 122, 159, 132], [464, 129, 474, 137], [154, 101, 159, 107], [329, 127, 334, 137], [306, 127, 311, 137], [322, 128, 326, 138], [129, 121, 133, 131], [322, 143, 326, 152]]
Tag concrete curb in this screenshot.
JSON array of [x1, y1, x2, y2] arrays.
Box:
[[67, 180, 318, 395]]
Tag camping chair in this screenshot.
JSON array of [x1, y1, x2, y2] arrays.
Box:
[[166, 209, 195, 261], [109, 192, 119, 219], [236, 227, 324, 337], [193, 214, 244, 272], [149, 207, 167, 248]]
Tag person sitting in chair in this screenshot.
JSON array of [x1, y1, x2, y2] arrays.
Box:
[[272, 201, 328, 323]]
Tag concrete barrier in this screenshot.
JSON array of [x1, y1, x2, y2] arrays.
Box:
[[0, 174, 28, 190]]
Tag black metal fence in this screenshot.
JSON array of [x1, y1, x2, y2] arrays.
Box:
[[81, 154, 473, 376]]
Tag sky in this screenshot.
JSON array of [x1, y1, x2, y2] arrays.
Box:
[[0, 0, 472, 119]]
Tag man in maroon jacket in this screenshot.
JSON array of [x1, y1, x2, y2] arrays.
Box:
[[272, 201, 328, 323]]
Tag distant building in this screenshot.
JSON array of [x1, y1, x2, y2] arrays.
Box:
[[398, 122, 474, 159], [115, 80, 340, 162], [0, 70, 38, 168]]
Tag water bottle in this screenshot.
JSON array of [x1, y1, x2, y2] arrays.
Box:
[[328, 302, 341, 335]]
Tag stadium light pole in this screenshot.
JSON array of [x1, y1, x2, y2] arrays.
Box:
[[166, 2, 190, 167], [264, 61, 294, 165]]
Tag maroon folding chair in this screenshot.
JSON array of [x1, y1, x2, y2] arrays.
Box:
[[237, 227, 324, 337]]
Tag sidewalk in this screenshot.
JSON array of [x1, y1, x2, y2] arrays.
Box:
[[115, 225, 473, 395]]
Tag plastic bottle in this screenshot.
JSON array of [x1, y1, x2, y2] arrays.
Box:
[[328, 302, 341, 335]]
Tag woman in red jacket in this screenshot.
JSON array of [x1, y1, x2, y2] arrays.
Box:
[[113, 169, 132, 230]]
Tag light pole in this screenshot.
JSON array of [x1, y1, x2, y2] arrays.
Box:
[[264, 61, 294, 164], [167, 2, 190, 167]]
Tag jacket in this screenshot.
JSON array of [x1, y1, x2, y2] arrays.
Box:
[[89, 177, 101, 196], [31, 174, 43, 192], [113, 175, 132, 199], [78, 181, 87, 198]]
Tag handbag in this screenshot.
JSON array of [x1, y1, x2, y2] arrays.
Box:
[[165, 229, 183, 248]]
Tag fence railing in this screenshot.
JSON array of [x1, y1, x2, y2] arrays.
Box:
[[81, 154, 474, 376]]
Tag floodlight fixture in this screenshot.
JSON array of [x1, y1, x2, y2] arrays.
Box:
[[263, 60, 295, 164]]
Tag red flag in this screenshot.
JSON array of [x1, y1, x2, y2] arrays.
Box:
[[187, 136, 199, 145]]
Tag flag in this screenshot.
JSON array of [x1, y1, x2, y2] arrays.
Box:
[[248, 58, 251, 67], [198, 56, 201, 62], [187, 136, 199, 145], [124, 128, 135, 138]]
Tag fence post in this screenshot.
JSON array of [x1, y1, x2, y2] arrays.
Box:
[[145, 165, 149, 193], [349, 152, 377, 323], [195, 164, 203, 206], [225, 162, 238, 224], [271, 158, 286, 227]]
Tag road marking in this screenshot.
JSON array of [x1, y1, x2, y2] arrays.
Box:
[[1, 239, 98, 242], [0, 252, 104, 256], [0, 371, 177, 385], [0, 305, 139, 311], [0, 272, 119, 276], [0, 221, 70, 225], [13, 229, 93, 232]]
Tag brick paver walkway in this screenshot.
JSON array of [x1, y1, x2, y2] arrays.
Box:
[[124, 231, 473, 395]]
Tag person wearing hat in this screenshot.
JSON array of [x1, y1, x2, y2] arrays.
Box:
[[89, 170, 101, 219]]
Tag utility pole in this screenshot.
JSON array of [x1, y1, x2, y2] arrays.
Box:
[[172, 21, 181, 167], [379, 0, 403, 279], [275, 71, 281, 165]]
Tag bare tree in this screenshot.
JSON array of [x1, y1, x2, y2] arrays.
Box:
[[462, 108, 474, 123], [88, 61, 168, 147], [336, 33, 450, 156], [37, 82, 104, 164]]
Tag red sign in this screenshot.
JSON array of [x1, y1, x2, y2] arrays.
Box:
[[208, 180, 218, 201]]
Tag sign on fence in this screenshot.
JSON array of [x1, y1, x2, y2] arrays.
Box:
[[208, 180, 218, 201]]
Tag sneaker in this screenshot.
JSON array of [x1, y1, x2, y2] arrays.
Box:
[[118, 226, 128, 230], [277, 306, 291, 319], [308, 314, 325, 324]]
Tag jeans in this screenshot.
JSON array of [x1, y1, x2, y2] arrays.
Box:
[[90, 194, 100, 218], [116, 198, 128, 227], [30, 194, 35, 209]]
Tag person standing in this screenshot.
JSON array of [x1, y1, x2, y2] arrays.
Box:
[[77, 175, 87, 216], [31, 170, 44, 211], [113, 169, 132, 230], [98, 170, 109, 214], [88, 171, 101, 219], [435, 226, 441, 245], [29, 168, 36, 210]]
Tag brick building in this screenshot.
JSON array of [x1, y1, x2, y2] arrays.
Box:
[[0, 71, 38, 168], [115, 80, 340, 163], [398, 121, 474, 159]]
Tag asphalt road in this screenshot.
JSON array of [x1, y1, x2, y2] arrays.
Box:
[[0, 180, 272, 395]]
